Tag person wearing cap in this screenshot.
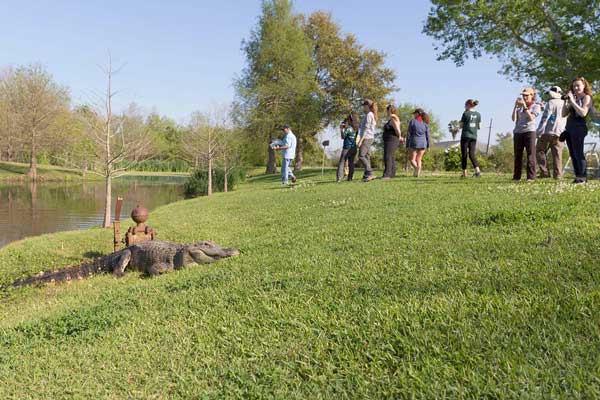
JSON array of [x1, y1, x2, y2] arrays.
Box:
[[272, 124, 297, 184], [536, 86, 567, 179], [357, 99, 377, 182], [512, 88, 541, 181], [406, 108, 430, 177]]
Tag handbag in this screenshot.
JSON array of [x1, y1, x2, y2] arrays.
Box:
[[559, 130, 569, 142]]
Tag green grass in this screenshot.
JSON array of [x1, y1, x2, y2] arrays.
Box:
[[0, 161, 87, 181], [1, 169, 600, 398], [0, 161, 189, 182]]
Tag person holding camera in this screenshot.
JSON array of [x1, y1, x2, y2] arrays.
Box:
[[561, 77, 594, 184], [459, 99, 482, 178], [512, 88, 541, 181], [382, 105, 404, 179], [357, 99, 377, 182], [406, 108, 430, 178], [272, 124, 297, 185], [536, 86, 567, 179], [336, 112, 359, 182]]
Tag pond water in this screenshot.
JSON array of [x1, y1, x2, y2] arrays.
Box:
[[0, 175, 186, 248]]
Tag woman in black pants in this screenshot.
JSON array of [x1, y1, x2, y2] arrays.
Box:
[[561, 77, 594, 184], [459, 99, 482, 178], [382, 105, 404, 179]]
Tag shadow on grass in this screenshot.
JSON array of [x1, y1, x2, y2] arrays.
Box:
[[83, 251, 105, 259]]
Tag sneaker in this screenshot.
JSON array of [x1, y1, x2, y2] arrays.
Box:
[[474, 172, 481, 178], [381, 176, 391, 180], [363, 175, 376, 182], [527, 179, 535, 182]]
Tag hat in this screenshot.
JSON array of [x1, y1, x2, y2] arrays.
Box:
[[521, 88, 536, 96], [547, 86, 562, 99], [548, 86, 562, 94], [281, 124, 290, 130], [412, 108, 424, 115], [362, 99, 373, 107]]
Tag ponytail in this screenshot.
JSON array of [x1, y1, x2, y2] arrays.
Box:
[[465, 99, 479, 108]]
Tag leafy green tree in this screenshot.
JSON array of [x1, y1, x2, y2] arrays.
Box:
[[303, 11, 396, 160], [235, 0, 319, 174], [423, 0, 600, 92], [488, 132, 514, 172], [145, 113, 185, 164]]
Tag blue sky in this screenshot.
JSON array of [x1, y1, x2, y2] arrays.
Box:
[[1, 0, 529, 143]]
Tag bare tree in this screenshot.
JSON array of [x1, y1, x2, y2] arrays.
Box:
[[81, 57, 154, 227], [220, 127, 242, 193], [182, 105, 229, 196], [0, 87, 18, 161], [0, 64, 69, 179]]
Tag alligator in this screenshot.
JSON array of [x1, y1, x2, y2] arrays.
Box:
[[12, 240, 240, 287]]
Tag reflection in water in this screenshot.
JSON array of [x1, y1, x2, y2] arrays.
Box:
[[0, 176, 185, 248]]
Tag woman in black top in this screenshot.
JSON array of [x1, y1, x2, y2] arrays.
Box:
[[561, 77, 594, 184], [382, 105, 404, 179]]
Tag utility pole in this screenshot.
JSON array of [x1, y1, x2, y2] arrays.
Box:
[[486, 118, 493, 155]]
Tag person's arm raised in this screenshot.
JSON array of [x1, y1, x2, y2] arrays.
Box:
[[568, 93, 592, 118]]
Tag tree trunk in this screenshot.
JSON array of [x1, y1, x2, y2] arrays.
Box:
[[266, 144, 277, 174], [294, 137, 303, 172], [207, 156, 213, 196], [27, 139, 37, 180], [223, 157, 228, 193], [103, 174, 112, 228]]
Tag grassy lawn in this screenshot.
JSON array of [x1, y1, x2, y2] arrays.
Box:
[[0, 161, 87, 181], [0, 161, 189, 181], [1, 169, 599, 398]]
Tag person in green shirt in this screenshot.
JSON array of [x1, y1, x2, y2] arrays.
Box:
[[336, 112, 359, 182], [459, 99, 482, 178]]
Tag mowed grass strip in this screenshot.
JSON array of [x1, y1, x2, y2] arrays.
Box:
[[1, 170, 599, 398]]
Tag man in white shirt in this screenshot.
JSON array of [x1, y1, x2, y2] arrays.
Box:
[[273, 124, 297, 184]]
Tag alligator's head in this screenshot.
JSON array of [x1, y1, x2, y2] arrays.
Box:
[[186, 240, 240, 264]]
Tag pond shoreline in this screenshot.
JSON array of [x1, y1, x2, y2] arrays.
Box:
[[0, 175, 186, 249]]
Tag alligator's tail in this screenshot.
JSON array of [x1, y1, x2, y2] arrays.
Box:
[[11, 255, 116, 288]]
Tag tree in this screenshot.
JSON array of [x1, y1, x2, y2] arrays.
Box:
[[182, 105, 229, 196], [235, 0, 320, 174], [448, 120, 461, 140], [0, 64, 69, 179], [304, 11, 396, 128], [488, 132, 514, 172], [423, 0, 600, 92], [80, 58, 154, 227], [0, 77, 18, 161]]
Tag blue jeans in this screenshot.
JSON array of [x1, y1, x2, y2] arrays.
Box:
[[282, 158, 295, 183]]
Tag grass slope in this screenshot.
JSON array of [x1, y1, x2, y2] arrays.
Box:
[[0, 161, 189, 181], [0, 161, 86, 181], [1, 170, 599, 398]]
